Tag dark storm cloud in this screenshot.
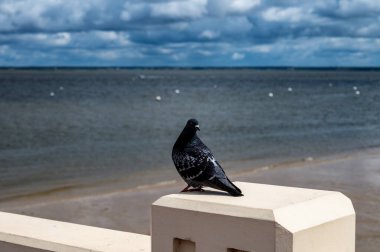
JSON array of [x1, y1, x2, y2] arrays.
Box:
[[0, 0, 379, 66]]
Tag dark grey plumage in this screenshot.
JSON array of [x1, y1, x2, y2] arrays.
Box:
[[172, 119, 243, 196]]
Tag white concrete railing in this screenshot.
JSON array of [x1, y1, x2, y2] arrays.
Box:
[[0, 212, 150, 252], [0, 182, 355, 252]]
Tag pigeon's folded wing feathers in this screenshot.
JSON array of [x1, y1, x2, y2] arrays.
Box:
[[196, 158, 242, 196], [173, 147, 209, 181], [184, 147, 241, 194]]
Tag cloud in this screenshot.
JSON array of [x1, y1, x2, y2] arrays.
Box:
[[247, 44, 272, 53], [150, 0, 207, 19], [207, 0, 261, 16], [0, 45, 9, 55], [199, 30, 219, 39], [121, 0, 207, 23], [0, 0, 379, 66], [46, 33, 71, 46], [232, 52, 245, 60], [0, 0, 126, 33], [315, 0, 380, 19], [262, 7, 306, 23]]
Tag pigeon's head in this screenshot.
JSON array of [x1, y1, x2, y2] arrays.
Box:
[[174, 119, 200, 147], [185, 118, 200, 132]]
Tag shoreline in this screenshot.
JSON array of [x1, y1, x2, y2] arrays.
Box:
[[1, 147, 380, 251], [1, 146, 380, 208]]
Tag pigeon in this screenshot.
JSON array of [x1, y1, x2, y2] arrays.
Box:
[[172, 119, 243, 196]]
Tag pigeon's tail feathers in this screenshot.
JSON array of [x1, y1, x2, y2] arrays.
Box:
[[224, 180, 243, 197], [227, 177, 242, 194], [209, 177, 243, 197]]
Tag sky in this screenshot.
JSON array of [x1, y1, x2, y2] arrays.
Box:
[[0, 0, 380, 67]]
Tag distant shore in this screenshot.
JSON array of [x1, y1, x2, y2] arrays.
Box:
[[1, 148, 380, 251], [2, 66, 380, 71]]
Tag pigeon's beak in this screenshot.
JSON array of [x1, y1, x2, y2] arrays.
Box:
[[195, 125, 200, 131]]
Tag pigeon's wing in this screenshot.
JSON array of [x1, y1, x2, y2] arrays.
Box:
[[172, 146, 210, 183], [194, 155, 242, 196], [182, 145, 242, 196], [173, 137, 242, 196]]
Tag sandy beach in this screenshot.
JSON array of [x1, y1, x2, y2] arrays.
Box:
[[1, 149, 379, 252]]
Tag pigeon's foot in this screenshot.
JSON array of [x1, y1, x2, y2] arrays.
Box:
[[186, 188, 205, 192], [181, 185, 191, 192], [180, 186, 204, 193]]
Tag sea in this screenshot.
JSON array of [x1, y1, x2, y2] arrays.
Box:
[[0, 68, 380, 200]]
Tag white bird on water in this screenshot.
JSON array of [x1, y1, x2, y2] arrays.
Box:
[[268, 92, 274, 97], [288, 87, 293, 92], [175, 89, 180, 94], [155, 95, 162, 101]]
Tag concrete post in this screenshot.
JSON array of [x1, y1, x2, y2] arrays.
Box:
[[151, 182, 355, 252]]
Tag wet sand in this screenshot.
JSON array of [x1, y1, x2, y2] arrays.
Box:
[[1, 150, 379, 252]]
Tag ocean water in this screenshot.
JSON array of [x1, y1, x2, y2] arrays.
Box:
[[0, 69, 380, 199]]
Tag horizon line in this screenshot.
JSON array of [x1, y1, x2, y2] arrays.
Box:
[[1, 66, 380, 71]]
